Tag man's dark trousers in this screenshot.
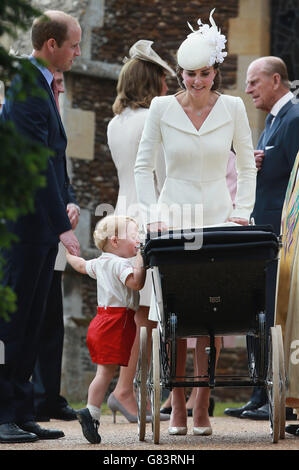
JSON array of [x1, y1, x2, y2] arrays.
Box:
[[0, 242, 58, 424], [32, 270, 68, 416]]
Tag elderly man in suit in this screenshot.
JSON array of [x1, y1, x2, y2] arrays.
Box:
[[0, 11, 81, 443], [225, 56, 299, 420]]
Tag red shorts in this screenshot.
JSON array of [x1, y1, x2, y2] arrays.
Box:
[[86, 307, 136, 366]]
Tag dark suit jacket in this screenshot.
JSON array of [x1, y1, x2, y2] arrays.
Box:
[[251, 99, 299, 235], [1, 60, 74, 244]]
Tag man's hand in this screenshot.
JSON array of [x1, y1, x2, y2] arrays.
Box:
[[254, 149, 265, 171], [67, 203, 80, 230], [60, 229, 80, 256]]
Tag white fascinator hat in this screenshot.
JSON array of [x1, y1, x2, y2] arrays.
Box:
[[177, 8, 227, 70], [126, 39, 175, 76]]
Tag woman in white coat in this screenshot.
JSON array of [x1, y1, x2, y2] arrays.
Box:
[[135, 10, 257, 435], [106, 40, 175, 422]]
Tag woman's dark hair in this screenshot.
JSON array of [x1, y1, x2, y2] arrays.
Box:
[[176, 63, 222, 91]]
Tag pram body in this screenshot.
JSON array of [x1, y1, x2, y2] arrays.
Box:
[[134, 225, 286, 444]]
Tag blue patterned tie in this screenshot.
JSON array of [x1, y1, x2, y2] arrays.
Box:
[[262, 113, 274, 148]]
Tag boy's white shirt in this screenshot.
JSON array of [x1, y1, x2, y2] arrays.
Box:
[[86, 252, 139, 311]]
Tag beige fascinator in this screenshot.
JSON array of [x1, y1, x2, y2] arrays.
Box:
[[125, 39, 175, 76], [177, 8, 227, 70]]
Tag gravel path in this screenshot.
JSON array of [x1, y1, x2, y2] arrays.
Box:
[[1, 415, 298, 451]]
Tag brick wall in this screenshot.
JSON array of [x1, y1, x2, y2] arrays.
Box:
[[92, 0, 238, 88]]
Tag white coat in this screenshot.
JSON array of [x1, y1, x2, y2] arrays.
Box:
[[134, 93, 257, 229]]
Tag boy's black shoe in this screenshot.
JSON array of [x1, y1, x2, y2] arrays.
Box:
[[76, 408, 101, 444]]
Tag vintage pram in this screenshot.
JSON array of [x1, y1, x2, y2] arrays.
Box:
[[134, 224, 286, 444]]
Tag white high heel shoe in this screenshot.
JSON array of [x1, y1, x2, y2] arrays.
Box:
[[193, 426, 212, 436], [168, 426, 188, 435]]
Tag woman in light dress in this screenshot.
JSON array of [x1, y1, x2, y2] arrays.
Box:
[[106, 40, 175, 422], [134, 10, 257, 435]]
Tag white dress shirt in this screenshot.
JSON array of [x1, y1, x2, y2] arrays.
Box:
[[86, 252, 139, 311]]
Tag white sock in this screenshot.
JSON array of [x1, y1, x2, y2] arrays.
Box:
[[87, 404, 101, 422]]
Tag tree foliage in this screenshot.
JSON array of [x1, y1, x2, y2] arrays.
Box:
[[0, 0, 50, 320]]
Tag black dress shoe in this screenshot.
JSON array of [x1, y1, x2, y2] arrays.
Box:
[[285, 424, 299, 436], [0, 423, 38, 443], [36, 405, 77, 421], [18, 421, 64, 439], [49, 405, 77, 421], [76, 408, 101, 444], [241, 404, 298, 421], [224, 400, 262, 418], [240, 403, 269, 420]]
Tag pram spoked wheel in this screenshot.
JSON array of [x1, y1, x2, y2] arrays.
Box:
[[276, 325, 286, 439], [149, 328, 161, 444], [266, 326, 286, 443], [135, 327, 163, 443], [135, 326, 148, 441]]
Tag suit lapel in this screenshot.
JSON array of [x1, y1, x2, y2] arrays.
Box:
[[161, 95, 232, 136], [257, 129, 265, 149]]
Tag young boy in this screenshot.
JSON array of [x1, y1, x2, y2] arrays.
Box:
[[66, 215, 145, 444]]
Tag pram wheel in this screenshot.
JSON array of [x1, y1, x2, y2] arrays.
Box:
[[150, 328, 161, 444], [266, 327, 280, 443], [247, 312, 266, 382], [275, 325, 286, 439], [135, 327, 148, 441]]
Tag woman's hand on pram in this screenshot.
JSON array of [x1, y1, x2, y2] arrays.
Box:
[[227, 217, 249, 226]]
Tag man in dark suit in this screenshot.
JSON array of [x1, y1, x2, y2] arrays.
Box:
[[0, 11, 81, 443], [32, 71, 79, 422], [225, 56, 299, 420]]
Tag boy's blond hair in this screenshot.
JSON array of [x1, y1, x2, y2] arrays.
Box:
[[93, 214, 138, 251]]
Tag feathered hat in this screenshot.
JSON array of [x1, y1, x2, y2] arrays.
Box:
[[177, 9, 227, 70]]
